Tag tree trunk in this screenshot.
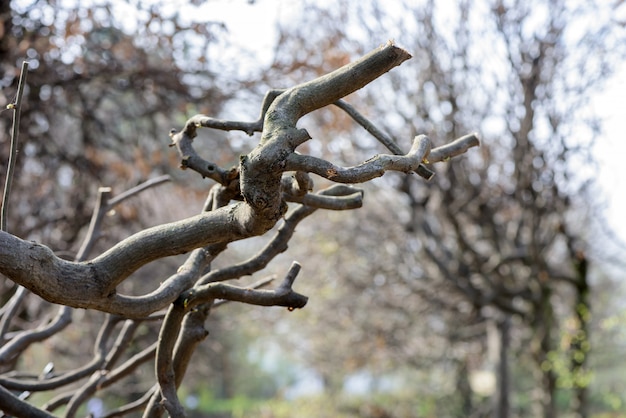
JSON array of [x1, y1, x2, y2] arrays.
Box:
[[572, 254, 590, 418], [528, 286, 558, 418], [456, 357, 473, 417], [494, 316, 510, 418]]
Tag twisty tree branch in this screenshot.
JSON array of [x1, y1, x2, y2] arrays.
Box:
[[0, 42, 480, 418], [0, 42, 478, 317]]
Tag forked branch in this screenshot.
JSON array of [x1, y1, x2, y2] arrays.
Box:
[[0, 42, 478, 320]]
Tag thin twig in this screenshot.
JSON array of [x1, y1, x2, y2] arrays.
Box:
[[108, 174, 171, 207], [104, 384, 158, 418], [76, 175, 171, 262], [0, 286, 28, 342], [1, 61, 29, 232], [334, 99, 405, 155]]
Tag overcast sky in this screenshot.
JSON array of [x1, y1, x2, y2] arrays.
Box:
[[591, 63, 626, 243]]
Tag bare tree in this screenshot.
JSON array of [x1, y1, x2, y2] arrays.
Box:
[[254, 1, 625, 417], [0, 43, 478, 417], [0, 0, 232, 253]]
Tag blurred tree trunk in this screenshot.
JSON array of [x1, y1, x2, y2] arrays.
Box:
[[0, 0, 10, 63], [495, 317, 510, 418], [456, 357, 473, 417], [571, 252, 590, 418], [321, 371, 344, 398], [530, 287, 557, 418]]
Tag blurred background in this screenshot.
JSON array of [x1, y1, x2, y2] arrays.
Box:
[[1, 0, 626, 416]]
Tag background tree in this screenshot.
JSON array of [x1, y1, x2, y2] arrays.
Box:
[[250, 0, 626, 417], [0, 2, 243, 298]]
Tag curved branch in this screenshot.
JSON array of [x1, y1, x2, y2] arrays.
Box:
[[0, 43, 426, 315], [169, 127, 239, 186], [151, 303, 214, 418], [289, 190, 364, 210], [0, 203, 255, 313], [0, 306, 72, 368], [0, 314, 120, 392], [167, 89, 287, 185], [151, 257, 307, 417], [176, 89, 286, 138], [180, 114, 261, 137], [0, 44, 480, 334], [333, 99, 435, 179], [102, 243, 226, 318], [153, 304, 186, 418], [282, 174, 364, 210], [198, 185, 358, 285], [269, 41, 411, 126], [238, 42, 412, 221], [285, 134, 432, 183], [0, 384, 54, 418]]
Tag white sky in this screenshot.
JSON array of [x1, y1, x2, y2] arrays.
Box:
[[592, 64, 626, 243]]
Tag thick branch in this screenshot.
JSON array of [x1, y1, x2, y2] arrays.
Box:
[[289, 190, 364, 210], [153, 304, 185, 418], [199, 185, 359, 285], [268, 41, 411, 126], [0, 204, 250, 312], [0, 384, 54, 418], [103, 244, 226, 318]]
